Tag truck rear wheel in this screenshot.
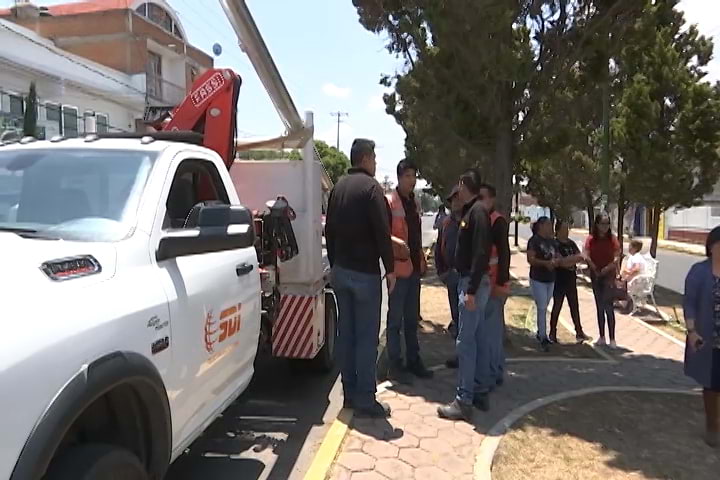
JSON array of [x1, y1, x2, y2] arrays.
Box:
[[45, 444, 148, 480], [313, 292, 337, 372]]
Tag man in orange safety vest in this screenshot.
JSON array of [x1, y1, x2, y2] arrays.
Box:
[[385, 160, 432, 384]]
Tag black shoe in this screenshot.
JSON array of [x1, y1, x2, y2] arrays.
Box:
[[388, 364, 414, 385], [576, 333, 592, 343], [355, 401, 391, 418], [540, 339, 550, 352], [407, 359, 434, 379], [445, 357, 459, 369], [437, 399, 473, 422], [473, 393, 490, 412], [548, 333, 558, 344]]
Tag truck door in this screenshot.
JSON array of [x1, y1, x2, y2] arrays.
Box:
[[152, 155, 260, 451]]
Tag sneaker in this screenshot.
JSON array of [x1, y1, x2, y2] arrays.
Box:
[[609, 339, 617, 349], [407, 359, 434, 379], [473, 393, 490, 412], [596, 337, 607, 346], [355, 401, 391, 418], [388, 364, 414, 385], [437, 399, 473, 422], [445, 356, 459, 369], [540, 339, 550, 352], [548, 334, 558, 344]]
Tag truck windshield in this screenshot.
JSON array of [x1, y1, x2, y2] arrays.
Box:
[[0, 148, 156, 242]]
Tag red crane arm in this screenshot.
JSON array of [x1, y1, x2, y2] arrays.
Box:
[[159, 68, 242, 171]]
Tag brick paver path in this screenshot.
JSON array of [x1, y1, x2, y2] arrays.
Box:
[[329, 247, 694, 479]]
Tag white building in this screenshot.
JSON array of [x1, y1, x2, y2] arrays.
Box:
[[0, 18, 145, 140]]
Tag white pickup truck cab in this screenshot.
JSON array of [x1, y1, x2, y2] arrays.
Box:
[[0, 137, 263, 480]]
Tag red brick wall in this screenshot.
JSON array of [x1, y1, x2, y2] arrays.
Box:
[[667, 228, 708, 245], [5, 10, 212, 75]]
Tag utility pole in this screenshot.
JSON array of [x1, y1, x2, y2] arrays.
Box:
[[330, 111, 349, 150]]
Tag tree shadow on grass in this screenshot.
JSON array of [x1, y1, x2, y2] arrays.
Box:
[[492, 390, 719, 480]]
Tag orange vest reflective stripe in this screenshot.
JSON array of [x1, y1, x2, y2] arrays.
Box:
[[489, 210, 511, 296], [386, 190, 420, 279]]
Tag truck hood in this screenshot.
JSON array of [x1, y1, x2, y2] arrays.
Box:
[[0, 232, 117, 294]]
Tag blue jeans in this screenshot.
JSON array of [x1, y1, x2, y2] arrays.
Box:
[[456, 275, 491, 405], [446, 270, 460, 339], [387, 273, 421, 366], [485, 295, 507, 384], [530, 279, 554, 341], [331, 266, 382, 409]]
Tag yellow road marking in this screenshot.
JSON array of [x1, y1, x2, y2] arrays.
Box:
[[303, 407, 353, 480]]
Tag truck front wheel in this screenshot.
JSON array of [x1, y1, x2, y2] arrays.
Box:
[[45, 444, 148, 480]]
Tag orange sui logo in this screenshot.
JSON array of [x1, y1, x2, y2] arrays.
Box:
[[204, 303, 242, 353]]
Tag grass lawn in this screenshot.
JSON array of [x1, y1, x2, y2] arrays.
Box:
[[493, 391, 718, 480]]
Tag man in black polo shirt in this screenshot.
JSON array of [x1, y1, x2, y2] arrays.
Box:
[[325, 138, 396, 418], [438, 168, 493, 421]]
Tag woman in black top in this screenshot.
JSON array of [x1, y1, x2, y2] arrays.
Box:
[[549, 220, 592, 343], [527, 216, 557, 352]]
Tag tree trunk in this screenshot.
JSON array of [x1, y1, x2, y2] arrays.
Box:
[[493, 95, 513, 218], [584, 188, 595, 233], [649, 206, 661, 258], [617, 183, 626, 255]]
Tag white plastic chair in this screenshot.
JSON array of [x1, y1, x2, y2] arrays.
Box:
[[627, 253, 668, 320]]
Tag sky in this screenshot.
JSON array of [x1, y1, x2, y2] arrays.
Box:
[[1, 0, 719, 184]]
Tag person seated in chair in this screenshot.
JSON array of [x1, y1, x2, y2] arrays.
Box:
[[621, 240, 647, 282]]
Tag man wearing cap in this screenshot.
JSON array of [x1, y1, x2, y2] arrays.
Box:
[[434, 185, 463, 368]]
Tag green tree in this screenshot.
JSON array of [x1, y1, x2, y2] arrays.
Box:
[[352, 0, 642, 216], [613, 0, 720, 257], [23, 81, 38, 138], [313, 140, 350, 184]]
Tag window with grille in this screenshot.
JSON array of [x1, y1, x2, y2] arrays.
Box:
[[96, 114, 109, 134], [9, 95, 23, 116], [62, 106, 79, 138], [146, 52, 163, 100]]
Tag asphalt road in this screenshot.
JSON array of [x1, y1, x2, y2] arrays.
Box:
[[513, 223, 698, 294]]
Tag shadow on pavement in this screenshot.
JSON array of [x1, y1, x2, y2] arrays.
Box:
[[166, 354, 340, 480]]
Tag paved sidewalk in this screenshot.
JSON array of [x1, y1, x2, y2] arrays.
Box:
[[328, 250, 693, 480]]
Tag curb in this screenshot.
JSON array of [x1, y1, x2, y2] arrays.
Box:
[[303, 329, 390, 480], [474, 386, 700, 480]]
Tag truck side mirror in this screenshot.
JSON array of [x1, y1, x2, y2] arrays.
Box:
[[156, 205, 256, 262]]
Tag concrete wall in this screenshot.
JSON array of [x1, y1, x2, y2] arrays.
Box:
[[666, 205, 720, 231]]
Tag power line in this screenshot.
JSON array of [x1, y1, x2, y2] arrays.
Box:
[[329, 111, 349, 150]]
